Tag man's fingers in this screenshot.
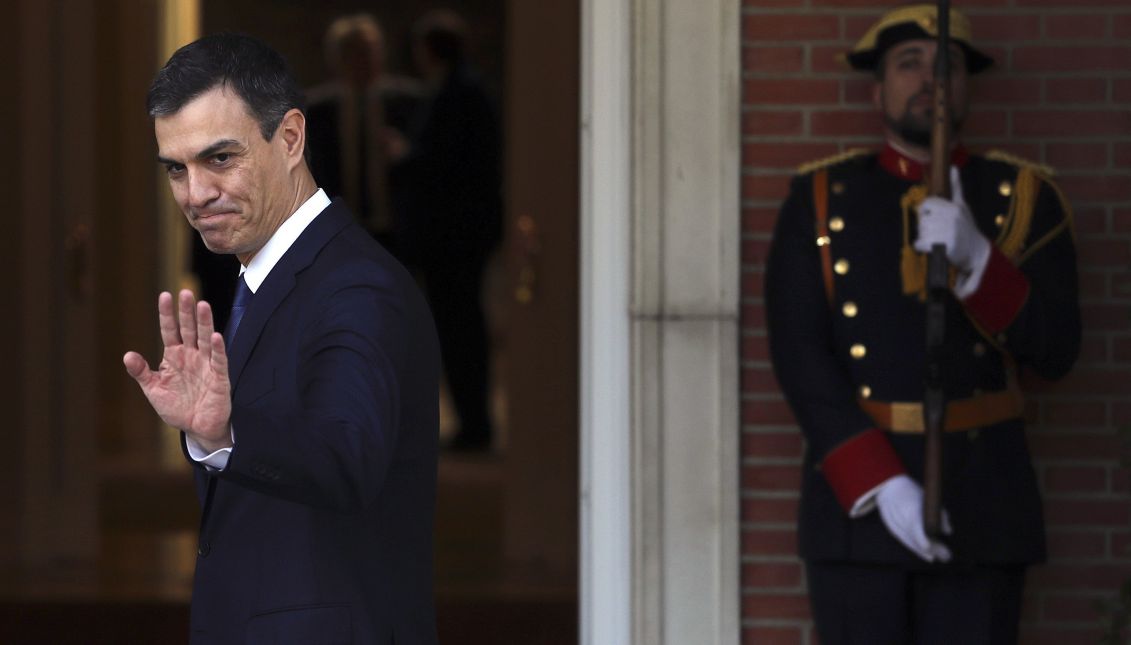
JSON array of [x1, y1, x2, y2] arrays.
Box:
[[210, 332, 229, 377], [158, 292, 181, 346], [179, 290, 198, 349], [122, 351, 151, 383], [898, 530, 933, 562], [949, 165, 966, 208], [908, 522, 935, 560], [197, 300, 216, 357]]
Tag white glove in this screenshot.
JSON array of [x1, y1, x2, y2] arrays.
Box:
[[874, 474, 953, 562], [914, 166, 992, 298]]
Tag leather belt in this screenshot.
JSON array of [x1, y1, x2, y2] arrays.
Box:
[[858, 386, 1025, 433]]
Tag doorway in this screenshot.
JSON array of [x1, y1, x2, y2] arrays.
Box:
[[1, 0, 582, 643]]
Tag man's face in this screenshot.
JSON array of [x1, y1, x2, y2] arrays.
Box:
[[155, 86, 293, 265], [338, 33, 384, 88], [873, 39, 969, 148]]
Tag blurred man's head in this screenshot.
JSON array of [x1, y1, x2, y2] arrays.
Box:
[[325, 14, 385, 89], [412, 10, 467, 81]]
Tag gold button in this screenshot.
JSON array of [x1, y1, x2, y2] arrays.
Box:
[[850, 344, 866, 359], [973, 342, 986, 357], [816, 235, 831, 247], [994, 214, 1006, 227], [834, 259, 850, 275], [999, 181, 1013, 197], [829, 217, 845, 232], [842, 301, 858, 318], [859, 385, 872, 399], [832, 182, 845, 195]]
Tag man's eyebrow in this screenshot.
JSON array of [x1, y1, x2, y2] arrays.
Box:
[[156, 139, 242, 165], [893, 45, 926, 58]]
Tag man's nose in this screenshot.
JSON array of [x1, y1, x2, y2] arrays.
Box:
[[186, 169, 219, 208], [922, 58, 937, 85]]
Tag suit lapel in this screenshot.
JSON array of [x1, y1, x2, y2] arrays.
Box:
[[226, 200, 354, 388]]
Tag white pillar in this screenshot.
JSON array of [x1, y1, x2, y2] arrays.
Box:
[[580, 0, 741, 643]]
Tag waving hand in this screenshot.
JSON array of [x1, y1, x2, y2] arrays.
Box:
[[123, 289, 233, 453]]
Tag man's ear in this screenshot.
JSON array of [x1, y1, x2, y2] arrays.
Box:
[[278, 108, 306, 168], [872, 80, 883, 111]]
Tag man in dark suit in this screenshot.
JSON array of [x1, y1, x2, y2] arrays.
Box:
[[765, 5, 1079, 644], [398, 10, 504, 451], [123, 33, 440, 645], [305, 13, 421, 262]]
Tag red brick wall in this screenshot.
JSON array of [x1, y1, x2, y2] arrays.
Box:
[[740, 2, 1131, 643]]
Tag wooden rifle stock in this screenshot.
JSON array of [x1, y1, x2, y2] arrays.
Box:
[[923, 0, 952, 540], [923, 247, 948, 539]]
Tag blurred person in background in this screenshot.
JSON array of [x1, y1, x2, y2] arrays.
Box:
[[307, 13, 421, 262], [397, 9, 503, 452]]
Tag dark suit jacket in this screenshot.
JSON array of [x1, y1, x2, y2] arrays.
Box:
[[394, 62, 503, 268], [183, 199, 440, 645]]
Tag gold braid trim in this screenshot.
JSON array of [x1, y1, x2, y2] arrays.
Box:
[[996, 167, 1038, 261], [984, 149, 1055, 177], [796, 148, 871, 175], [900, 183, 958, 300], [987, 151, 1075, 265], [900, 184, 930, 297], [1019, 178, 1076, 264]]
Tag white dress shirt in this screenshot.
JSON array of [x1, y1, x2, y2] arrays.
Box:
[[186, 189, 332, 469]]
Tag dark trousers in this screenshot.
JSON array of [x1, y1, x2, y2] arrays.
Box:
[[806, 561, 1026, 645], [422, 247, 492, 440]]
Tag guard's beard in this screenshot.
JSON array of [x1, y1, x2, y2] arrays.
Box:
[[887, 112, 932, 148], [886, 94, 965, 149]]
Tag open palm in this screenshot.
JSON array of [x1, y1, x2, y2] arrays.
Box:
[[123, 290, 233, 452]]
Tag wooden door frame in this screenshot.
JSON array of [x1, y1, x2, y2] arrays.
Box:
[[10, 0, 100, 572], [579, 0, 741, 643]]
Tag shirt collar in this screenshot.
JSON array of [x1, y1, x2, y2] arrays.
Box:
[[239, 188, 331, 292], [879, 141, 969, 181]]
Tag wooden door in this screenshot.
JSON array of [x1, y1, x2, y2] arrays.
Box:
[[501, 0, 580, 591], [2, 0, 101, 575]]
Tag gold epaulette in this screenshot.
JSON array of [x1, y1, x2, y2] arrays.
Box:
[[796, 148, 871, 175], [984, 150, 1074, 264], [984, 149, 1055, 177]]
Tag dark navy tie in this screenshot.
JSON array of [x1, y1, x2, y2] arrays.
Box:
[[224, 274, 253, 348]]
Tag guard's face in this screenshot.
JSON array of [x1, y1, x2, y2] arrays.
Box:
[[155, 86, 294, 265], [874, 39, 969, 147]]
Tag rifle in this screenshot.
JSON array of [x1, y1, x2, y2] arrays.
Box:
[[923, 0, 952, 540]]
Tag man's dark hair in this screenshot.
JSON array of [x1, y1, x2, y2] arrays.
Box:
[[147, 33, 305, 141], [414, 10, 467, 66]]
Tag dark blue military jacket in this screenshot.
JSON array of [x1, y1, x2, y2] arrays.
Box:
[[765, 146, 1080, 566]]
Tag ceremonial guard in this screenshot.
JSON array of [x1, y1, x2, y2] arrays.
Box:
[[765, 5, 1080, 643]]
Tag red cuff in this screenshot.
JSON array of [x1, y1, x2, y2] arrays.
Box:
[[821, 428, 905, 512], [961, 247, 1030, 334]]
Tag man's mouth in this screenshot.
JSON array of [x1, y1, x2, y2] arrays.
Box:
[[194, 210, 237, 222], [909, 93, 933, 110], [193, 211, 239, 231]]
